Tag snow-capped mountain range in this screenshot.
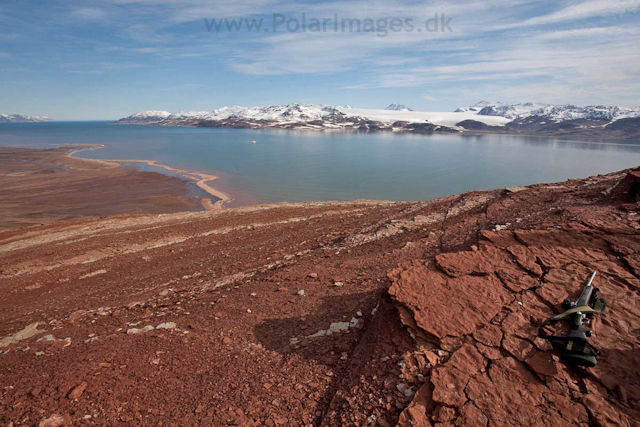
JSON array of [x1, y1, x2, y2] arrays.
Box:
[[116, 101, 640, 138], [122, 104, 342, 125], [455, 101, 640, 121], [0, 114, 50, 123], [115, 103, 508, 128]]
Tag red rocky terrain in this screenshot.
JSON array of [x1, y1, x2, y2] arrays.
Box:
[[1, 167, 640, 426]]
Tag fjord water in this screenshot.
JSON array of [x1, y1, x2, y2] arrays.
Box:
[[2, 121, 640, 205]]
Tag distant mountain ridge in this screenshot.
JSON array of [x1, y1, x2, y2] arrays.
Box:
[[115, 101, 640, 139], [455, 101, 640, 121], [385, 104, 413, 111], [119, 104, 343, 125], [0, 114, 50, 123]]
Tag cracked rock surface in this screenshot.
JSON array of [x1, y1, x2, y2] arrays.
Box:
[[389, 170, 640, 426]]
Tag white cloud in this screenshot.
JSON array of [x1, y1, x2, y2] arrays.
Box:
[[362, 22, 640, 106], [134, 47, 161, 53], [531, 26, 636, 40], [510, 0, 640, 27], [62, 61, 144, 74], [71, 7, 110, 21]]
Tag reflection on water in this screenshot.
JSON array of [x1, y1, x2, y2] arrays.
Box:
[[1, 121, 640, 204]]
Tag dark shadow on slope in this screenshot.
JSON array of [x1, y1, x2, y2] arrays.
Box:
[[254, 290, 381, 363], [253, 289, 416, 426]]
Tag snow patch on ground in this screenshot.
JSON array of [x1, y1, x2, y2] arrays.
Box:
[[336, 107, 511, 127]]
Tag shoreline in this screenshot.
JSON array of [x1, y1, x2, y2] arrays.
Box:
[[113, 120, 640, 141], [67, 145, 232, 210]]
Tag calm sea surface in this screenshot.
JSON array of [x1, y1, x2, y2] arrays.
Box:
[[2, 121, 640, 205]]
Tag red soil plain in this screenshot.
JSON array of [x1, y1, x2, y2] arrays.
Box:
[[1, 147, 639, 426]]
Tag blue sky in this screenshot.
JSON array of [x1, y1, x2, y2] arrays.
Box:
[[1, 0, 639, 120]]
